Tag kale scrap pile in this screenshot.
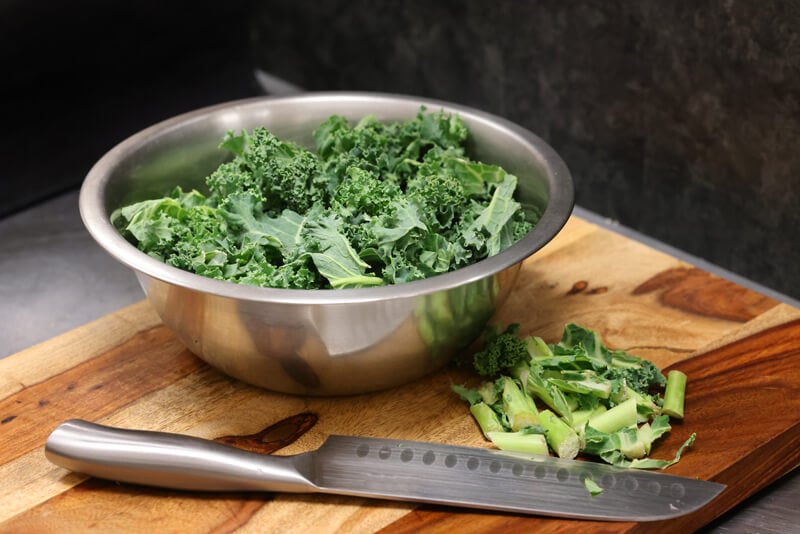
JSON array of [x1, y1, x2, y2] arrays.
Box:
[[112, 109, 537, 289], [454, 323, 694, 471]]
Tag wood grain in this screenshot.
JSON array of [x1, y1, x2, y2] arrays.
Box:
[[0, 216, 796, 533], [377, 317, 800, 533], [633, 267, 778, 322], [0, 326, 198, 467], [0, 301, 162, 399]]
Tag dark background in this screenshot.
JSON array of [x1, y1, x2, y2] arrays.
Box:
[[1, 0, 257, 215], [251, 0, 800, 301], [3, 0, 799, 301]]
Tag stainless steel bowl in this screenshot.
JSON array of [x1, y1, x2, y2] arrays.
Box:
[[80, 92, 573, 395]]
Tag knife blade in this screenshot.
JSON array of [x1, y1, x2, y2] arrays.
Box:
[[45, 419, 724, 522]]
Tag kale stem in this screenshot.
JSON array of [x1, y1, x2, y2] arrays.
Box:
[[500, 377, 539, 431], [662, 370, 687, 419], [538, 409, 580, 459], [587, 397, 637, 433], [469, 402, 505, 438], [487, 431, 548, 455]]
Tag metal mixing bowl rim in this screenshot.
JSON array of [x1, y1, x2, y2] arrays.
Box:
[[79, 91, 574, 305]]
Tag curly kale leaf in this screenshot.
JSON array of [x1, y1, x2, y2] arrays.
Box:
[[219, 192, 308, 257], [417, 107, 469, 148], [445, 156, 510, 197], [313, 108, 468, 189], [331, 166, 403, 219], [460, 174, 532, 257], [313, 113, 418, 189], [472, 323, 531, 377], [406, 170, 467, 233], [604, 351, 667, 394], [552, 323, 667, 393], [215, 128, 328, 214], [303, 212, 384, 289], [112, 188, 213, 258], [114, 108, 535, 290]]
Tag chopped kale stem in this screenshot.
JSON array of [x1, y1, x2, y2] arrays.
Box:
[[487, 430, 548, 456], [662, 370, 687, 419], [452, 323, 696, 469]]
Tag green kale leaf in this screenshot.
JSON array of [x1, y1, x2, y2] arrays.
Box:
[[113, 108, 536, 290]]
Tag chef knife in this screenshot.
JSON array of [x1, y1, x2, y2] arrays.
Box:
[[45, 419, 724, 522]]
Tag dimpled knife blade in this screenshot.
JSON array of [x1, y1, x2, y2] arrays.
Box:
[[45, 420, 725, 522], [312, 435, 724, 521]]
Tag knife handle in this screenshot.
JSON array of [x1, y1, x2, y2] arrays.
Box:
[[45, 419, 316, 493]]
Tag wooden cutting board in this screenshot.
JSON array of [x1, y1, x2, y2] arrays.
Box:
[[1, 216, 798, 533]]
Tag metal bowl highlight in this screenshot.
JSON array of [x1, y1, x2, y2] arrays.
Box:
[[80, 93, 573, 395]]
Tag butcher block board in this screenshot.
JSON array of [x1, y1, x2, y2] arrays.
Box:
[[1, 216, 798, 533]]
